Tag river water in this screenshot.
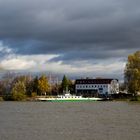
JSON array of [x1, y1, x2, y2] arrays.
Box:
[[0, 101, 140, 140]]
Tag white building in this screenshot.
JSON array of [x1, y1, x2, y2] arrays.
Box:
[[75, 78, 119, 96]]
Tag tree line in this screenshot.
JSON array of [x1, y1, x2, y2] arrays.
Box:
[[0, 74, 74, 101]]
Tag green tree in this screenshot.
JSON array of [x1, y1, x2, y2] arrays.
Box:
[[11, 81, 26, 101], [124, 51, 140, 96], [61, 75, 69, 92], [68, 79, 75, 94], [38, 75, 50, 96], [26, 80, 34, 96], [26, 76, 40, 96], [33, 76, 39, 94]]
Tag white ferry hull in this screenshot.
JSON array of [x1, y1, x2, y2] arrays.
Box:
[[36, 97, 104, 102]]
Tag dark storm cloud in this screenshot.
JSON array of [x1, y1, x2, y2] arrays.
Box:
[[0, 0, 140, 62]]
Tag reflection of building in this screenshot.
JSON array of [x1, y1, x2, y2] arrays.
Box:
[[75, 78, 119, 97]]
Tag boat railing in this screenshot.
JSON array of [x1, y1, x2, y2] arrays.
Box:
[[57, 93, 83, 98]]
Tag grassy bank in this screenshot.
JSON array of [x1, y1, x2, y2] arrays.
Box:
[[129, 96, 140, 102]]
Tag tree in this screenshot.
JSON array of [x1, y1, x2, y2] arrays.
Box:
[[124, 51, 140, 96], [119, 83, 126, 92], [38, 75, 50, 96], [1, 72, 15, 96], [0, 81, 6, 96], [26, 76, 40, 96], [33, 76, 39, 94], [61, 75, 69, 92], [12, 75, 32, 97], [68, 79, 75, 94], [11, 81, 26, 101]]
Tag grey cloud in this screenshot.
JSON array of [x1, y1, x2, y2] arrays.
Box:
[[0, 0, 140, 63]]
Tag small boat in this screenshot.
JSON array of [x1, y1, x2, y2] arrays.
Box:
[[36, 93, 104, 102]]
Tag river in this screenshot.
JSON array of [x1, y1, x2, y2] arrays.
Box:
[[0, 101, 140, 140]]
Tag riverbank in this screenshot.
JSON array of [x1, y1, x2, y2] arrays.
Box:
[[1, 95, 140, 103]]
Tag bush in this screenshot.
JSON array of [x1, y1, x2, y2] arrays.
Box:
[[31, 92, 37, 97], [12, 93, 26, 101], [3, 95, 13, 101], [0, 97, 4, 101]]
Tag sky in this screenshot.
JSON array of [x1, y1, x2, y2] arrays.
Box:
[[0, 0, 140, 80]]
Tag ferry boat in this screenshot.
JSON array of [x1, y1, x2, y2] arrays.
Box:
[[36, 93, 104, 102]]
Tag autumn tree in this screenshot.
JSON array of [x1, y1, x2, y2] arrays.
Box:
[[11, 81, 26, 101], [124, 51, 140, 96], [38, 75, 50, 96], [12, 75, 32, 96]]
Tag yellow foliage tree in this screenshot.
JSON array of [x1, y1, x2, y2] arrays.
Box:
[[124, 51, 140, 96], [38, 75, 50, 96]]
